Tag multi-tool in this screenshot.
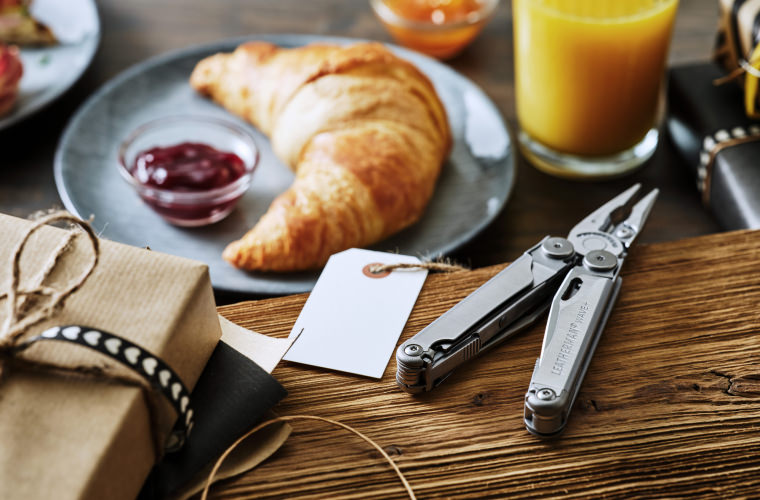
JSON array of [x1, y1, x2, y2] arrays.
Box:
[[395, 184, 657, 437]]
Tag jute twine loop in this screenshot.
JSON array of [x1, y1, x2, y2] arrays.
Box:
[[369, 260, 467, 275], [713, 54, 760, 86], [713, 47, 760, 118], [712, 29, 760, 86], [201, 415, 416, 500], [0, 212, 99, 346], [0, 212, 166, 459]]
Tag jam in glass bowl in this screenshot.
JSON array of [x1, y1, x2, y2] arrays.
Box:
[[118, 116, 259, 227]]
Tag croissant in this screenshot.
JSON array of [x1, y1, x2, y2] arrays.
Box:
[[190, 41, 451, 271]]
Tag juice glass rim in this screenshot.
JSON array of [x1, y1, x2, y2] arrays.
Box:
[[523, 0, 678, 25]]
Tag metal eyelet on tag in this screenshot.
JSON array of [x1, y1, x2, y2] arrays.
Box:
[[362, 263, 391, 279]]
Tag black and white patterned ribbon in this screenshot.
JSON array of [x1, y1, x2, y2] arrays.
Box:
[[698, 124, 760, 204], [18, 325, 193, 452]]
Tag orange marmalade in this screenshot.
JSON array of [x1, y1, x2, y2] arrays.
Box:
[[371, 0, 497, 59]]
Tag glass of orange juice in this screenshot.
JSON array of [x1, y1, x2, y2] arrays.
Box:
[[513, 0, 678, 178]]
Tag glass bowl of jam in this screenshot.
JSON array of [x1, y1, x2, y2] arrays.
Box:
[[118, 116, 259, 227], [369, 0, 498, 59]]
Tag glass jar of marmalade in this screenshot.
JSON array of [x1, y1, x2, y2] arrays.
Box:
[[370, 0, 498, 59]]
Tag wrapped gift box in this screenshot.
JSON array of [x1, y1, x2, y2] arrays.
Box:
[[0, 213, 221, 499], [667, 62, 760, 230]]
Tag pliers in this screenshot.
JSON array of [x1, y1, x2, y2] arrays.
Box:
[[395, 184, 658, 437]]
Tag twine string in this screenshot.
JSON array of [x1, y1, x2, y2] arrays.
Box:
[[369, 261, 467, 275], [713, 45, 760, 118], [14, 232, 76, 317], [713, 46, 760, 85], [201, 415, 416, 500], [713, 64, 752, 86], [0, 212, 99, 344]]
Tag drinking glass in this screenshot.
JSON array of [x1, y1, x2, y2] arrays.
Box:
[[513, 0, 679, 178]]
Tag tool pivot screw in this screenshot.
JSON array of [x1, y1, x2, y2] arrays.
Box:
[[537, 388, 555, 401], [541, 237, 574, 259], [583, 250, 617, 272], [615, 227, 634, 239], [404, 344, 422, 356]]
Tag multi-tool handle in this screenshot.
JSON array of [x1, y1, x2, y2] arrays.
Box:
[[524, 253, 622, 437], [396, 237, 576, 394]]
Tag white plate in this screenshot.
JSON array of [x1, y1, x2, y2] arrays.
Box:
[[0, 0, 100, 130]]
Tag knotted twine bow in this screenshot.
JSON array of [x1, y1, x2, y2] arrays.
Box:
[[0, 212, 166, 459], [0, 212, 99, 351], [714, 44, 760, 119]]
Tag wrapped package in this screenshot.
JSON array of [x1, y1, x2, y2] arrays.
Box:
[[668, 63, 760, 229], [0, 212, 221, 500]]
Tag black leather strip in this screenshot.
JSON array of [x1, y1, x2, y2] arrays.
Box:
[[140, 341, 288, 498]]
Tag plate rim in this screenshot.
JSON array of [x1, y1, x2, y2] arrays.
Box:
[[0, 0, 102, 131], [54, 33, 515, 295]]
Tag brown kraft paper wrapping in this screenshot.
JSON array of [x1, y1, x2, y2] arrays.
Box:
[[0, 213, 221, 500]]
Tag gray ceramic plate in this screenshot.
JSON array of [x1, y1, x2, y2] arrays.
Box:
[[0, 0, 100, 130], [55, 34, 514, 295]]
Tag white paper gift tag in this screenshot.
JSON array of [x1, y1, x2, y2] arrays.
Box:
[[284, 248, 428, 378]]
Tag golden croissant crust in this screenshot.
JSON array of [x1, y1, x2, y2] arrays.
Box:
[[190, 41, 451, 271]]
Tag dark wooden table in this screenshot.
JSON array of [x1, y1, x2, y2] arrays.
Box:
[[216, 229, 760, 499], [0, 0, 721, 292]]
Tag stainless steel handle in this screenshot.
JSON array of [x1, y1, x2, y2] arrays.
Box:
[[397, 237, 575, 393], [524, 266, 622, 437]]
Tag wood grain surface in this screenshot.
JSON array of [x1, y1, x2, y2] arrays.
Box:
[[0, 0, 723, 303], [215, 230, 760, 499]]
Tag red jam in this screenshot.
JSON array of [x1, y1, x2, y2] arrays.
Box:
[[128, 142, 250, 227], [130, 142, 246, 191]]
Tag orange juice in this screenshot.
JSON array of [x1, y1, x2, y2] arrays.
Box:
[[513, 0, 678, 158]]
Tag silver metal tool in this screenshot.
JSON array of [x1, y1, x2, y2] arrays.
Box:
[[395, 184, 657, 437]]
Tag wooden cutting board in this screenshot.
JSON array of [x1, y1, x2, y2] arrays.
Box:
[[215, 230, 760, 499]]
